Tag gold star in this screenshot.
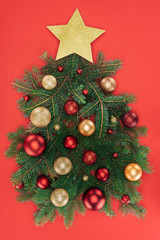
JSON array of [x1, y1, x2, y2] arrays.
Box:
[[47, 9, 105, 62]]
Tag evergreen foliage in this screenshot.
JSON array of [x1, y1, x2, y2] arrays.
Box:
[[6, 52, 152, 228]]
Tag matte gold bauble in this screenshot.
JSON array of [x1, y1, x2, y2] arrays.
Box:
[[54, 124, 60, 131], [42, 75, 57, 90], [54, 157, 72, 175], [124, 163, 142, 181], [82, 175, 89, 181], [30, 107, 51, 127], [100, 77, 116, 94], [51, 188, 69, 207], [111, 115, 117, 123], [78, 119, 95, 136]]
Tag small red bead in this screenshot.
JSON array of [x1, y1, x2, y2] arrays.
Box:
[[107, 129, 113, 135], [64, 136, 77, 149], [121, 195, 130, 204], [37, 175, 50, 189], [58, 66, 63, 72], [96, 168, 109, 182], [15, 182, 24, 189], [112, 152, 118, 158], [82, 89, 89, 95], [77, 69, 82, 75], [24, 95, 29, 101]]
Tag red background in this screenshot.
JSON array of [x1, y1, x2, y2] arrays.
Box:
[[1, 0, 160, 239]]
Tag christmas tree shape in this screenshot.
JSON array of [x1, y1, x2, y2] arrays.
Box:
[[6, 10, 152, 228]]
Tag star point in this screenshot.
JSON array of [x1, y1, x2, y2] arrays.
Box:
[[47, 9, 105, 62]]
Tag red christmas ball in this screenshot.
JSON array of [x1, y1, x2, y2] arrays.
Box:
[[23, 134, 46, 157], [82, 89, 89, 95], [122, 111, 138, 128], [96, 168, 109, 181], [58, 66, 63, 72], [83, 150, 97, 165], [112, 152, 118, 158], [24, 95, 29, 101], [121, 195, 130, 204], [107, 129, 113, 135], [64, 136, 77, 149], [15, 182, 24, 189], [64, 100, 79, 115], [37, 175, 50, 189], [76, 69, 82, 75], [83, 187, 106, 210]]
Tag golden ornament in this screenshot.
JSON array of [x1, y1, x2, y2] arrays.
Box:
[[54, 157, 72, 175], [124, 163, 142, 181], [42, 75, 57, 90], [100, 77, 116, 93], [54, 124, 60, 131], [82, 175, 89, 181], [111, 115, 117, 123], [51, 188, 69, 207], [30, 107, 51, 127], [47, 9, 105, 62], [78, 119, 95, 137]]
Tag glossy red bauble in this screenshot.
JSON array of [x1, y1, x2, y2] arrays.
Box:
[[83, 187, 106, 210], [112, 152, 118, 158], [64, 100, 79, 115], [23, 134, 46, 157], [96, 168, 109, 181], [15, 182, 24, 189], [37, 175, 50, 189], [76, 69, 82, 75], [83, 150, 97, 165], [82, 89, 89, 95], [121, 195, 130, 204], [122, 111, 138, 128], [64, 136, 77, 149], [107, 129, 113, 135], [24, 95, 29, 101], [58, 66, 63, 72]]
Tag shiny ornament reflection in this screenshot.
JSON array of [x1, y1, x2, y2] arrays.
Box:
[[54, 157, 72, 175], [124, 163, 142, 181], [78, 119, 95, 136]]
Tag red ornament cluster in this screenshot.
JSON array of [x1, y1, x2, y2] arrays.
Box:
[[23, 134, 46, 157], [58, 66, 63, 72], [95, 168, 109, 182], [37, 175, 50, 189], [121, 195, 130, 204], [83, 187, 106, 210], [64, 100, 79, 115], [64, 136, 77, 149], [83, 150, 97, 165], [122, 111, 138, 128]]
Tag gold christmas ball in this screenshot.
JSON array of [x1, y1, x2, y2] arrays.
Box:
[[42, 75, 57, 90], [82, 175, 89, 181], [111, 115, 117, 123], [51, 188, 69, 207], [78, 119, 95, 136], [124, 163, 142, 181], [30, 107, 51, 127], [54, 124, 60, 131], [54, 157, 72, 175], [100, 77, 116, 94]]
